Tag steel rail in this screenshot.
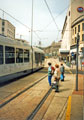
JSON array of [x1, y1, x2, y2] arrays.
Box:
[[27, 87, 52, 120], [0, 74, 47, 108]]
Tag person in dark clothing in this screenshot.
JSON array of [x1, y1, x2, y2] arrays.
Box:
[[60, 63, 65, 81]]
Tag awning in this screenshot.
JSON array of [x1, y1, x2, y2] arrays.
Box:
[[70, 48, 77, 53], [59, 49, 70, 54]]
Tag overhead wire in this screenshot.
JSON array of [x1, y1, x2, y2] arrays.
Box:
[[0, 8, 42, 41], [42, 0, 78, 42], [44, 0, 59, 31], [42, 0, 76, 32], [41, 5, 69, 31], [0, 8, 31, 30], [0, 0, 77, 44]]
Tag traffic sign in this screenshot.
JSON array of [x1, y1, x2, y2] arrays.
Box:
[[71, 52, 74, 56]]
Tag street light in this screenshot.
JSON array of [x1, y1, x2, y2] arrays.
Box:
[[76, 33, 79, 91]]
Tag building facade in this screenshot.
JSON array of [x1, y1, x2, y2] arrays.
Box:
[[0, 18, 15, 39], [44, 41, 61, 58], [59, 6, 71, 61], [60, 0, 84, 66]]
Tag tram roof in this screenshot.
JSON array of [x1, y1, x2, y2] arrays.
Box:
[[0, 35, 31, 49], [33, 46, 44, 53]]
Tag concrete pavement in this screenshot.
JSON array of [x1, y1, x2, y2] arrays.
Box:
[[70, 74, 84, 120], [44, 58, 84, 120]]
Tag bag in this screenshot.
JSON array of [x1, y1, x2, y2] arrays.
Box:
[[60, 74, 63, 80], [51, 70, 54, 75], [54, 76, 60, 82], [51, 66, 55, 75]]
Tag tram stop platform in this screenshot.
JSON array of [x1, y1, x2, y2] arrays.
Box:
[[43, 59, 83, 120], [37, 72, 83, 120], [69, 74, 83, 120]]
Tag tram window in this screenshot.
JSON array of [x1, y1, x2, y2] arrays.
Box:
[[39, 54, 41, 63], [24, 50, 29, 62], [35, 52, 39, 64], [16, 48, 23, 63], [0, 45, 3, 64], [40, 54, 44, 63], [5, 46, 15, 64]]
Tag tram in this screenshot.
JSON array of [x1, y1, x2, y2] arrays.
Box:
[[0, 35, 45, 83]]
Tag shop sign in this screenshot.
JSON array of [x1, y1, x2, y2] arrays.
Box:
[[77, 7, 84, 12]]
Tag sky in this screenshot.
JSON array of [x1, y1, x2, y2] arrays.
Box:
[[0, 0, 70, 47]]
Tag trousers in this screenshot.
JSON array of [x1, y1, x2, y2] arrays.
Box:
[[48, 76, 52, 86]]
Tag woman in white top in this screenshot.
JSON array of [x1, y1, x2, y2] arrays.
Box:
[[54, 64, 60, 92]]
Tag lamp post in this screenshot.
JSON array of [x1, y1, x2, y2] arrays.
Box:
[[76, 33, 79, 91]]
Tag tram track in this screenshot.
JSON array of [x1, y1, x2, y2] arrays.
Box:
[[0, 69, 72, 109], [0, 74, 48, 108], [27, 87, 52, 120]]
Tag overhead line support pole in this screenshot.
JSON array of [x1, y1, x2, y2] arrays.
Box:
[[31, 0, 34, 72]]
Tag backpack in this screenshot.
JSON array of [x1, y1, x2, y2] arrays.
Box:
[[51, 66, 55, 75]]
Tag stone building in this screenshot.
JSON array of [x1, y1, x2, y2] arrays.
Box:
[[60, 0, 84, 65], [0, 18, 15, 39], [43, 41, 61, 58]]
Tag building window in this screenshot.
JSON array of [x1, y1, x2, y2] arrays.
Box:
[[75, 37, 76, 43], [75, 27, 76, 34], [82, 23, 84, 31], [73, 29, 74, 35], [82, 34, 84, 41], [5, 46, 15, 64], [2, 21, 5, 26], [69, 11, 70, 16], [2, 28, 4, 32], [79, 35, 80, 41], [78, 25, 80, 32], [0, 45, 3, 64], [16, 48, 23, 63]]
